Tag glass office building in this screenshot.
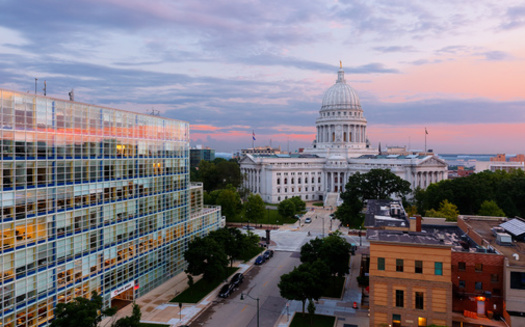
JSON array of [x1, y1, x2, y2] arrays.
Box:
[[0, 89, 222, 326]]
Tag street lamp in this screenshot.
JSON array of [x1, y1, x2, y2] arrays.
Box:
[[240, 292, 260, 327]]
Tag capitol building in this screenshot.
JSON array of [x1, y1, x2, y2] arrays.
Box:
[[240, 65, 448, 205]]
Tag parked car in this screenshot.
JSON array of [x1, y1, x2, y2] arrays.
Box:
[[218, 283, 235, 298], [305, 217, 312, 223], [230, 273, 244, 287], [255, 255, 266, 265], [294, 214, 303, 219], [263, 250, 274, 260]]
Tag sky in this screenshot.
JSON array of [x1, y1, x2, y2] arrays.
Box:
[[1, 1, 524, 154]]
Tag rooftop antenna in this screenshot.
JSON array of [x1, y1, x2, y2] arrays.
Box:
[[68, 89, 75, 101], [148, 108, 160, 116], [43, 80, 47, 96], [34, 78, 38, 95]]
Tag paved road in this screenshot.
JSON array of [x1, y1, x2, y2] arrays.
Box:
[[189, 251, 300, 327]]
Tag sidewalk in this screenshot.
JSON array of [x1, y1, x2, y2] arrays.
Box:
[[273, 247, 369, 327], [100, 263, 253, 327]]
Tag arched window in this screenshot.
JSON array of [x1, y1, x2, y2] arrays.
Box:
[[311, 177, 314, 183], [332, 132, 335, 142], [343, 132, 347, 142], [277, 178, 280, 185], [298, 177, 301, 184], [284, 178, 287, 184], [278, 196, 281, 201], [318, 177, 321, 183], [291, 178, 294, 184]]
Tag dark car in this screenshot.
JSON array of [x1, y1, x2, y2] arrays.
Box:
[[255, 255, 265, 265], [230, 272, 244, 287], [218, 283, 235, 298], [263, 250, 274, 260]]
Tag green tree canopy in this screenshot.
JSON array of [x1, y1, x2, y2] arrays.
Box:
[[478, 200, 506, 217], [50, 291, 116, 327], [278, 199, 296, 219], [425, 199, 459, 221], [194, 160, 241, 192], [244, 194, 266, 225], [336, 169, 411, 228], [290, 196, 306, 213], [345, 169, 412, 201], [278, 260, 329, 314], [216, 188, 242, 219], [300, 232, 352, 276], [184, 236, 228, 281], [415, 169, 525, 218]]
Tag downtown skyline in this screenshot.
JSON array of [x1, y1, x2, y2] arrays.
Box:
[[0, 0, 524, 154]]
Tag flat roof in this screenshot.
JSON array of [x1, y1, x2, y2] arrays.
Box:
[[367, 229, 453, 247], [364, 199, 409, 228], [461, 217, 525, 267]]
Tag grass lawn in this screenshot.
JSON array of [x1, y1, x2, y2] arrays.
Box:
[[169, 267, 238, 303], [227, 208, 297, 225], [139, 324, 170, 327], [322, 275, 346, 298], [290, 313, 336, 327]]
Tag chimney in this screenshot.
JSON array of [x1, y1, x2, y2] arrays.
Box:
[[409, 215, 422, 232]]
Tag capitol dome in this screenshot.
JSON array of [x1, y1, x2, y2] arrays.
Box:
[[321, 67, 361, 110]]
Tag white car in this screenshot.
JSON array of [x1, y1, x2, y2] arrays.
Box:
[[305, 217, 312, 223]]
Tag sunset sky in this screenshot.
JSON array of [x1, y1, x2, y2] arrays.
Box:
[[1, 1, 524, 154]]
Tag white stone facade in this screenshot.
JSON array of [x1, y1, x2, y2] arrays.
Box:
[[240, 66, 448, 204]]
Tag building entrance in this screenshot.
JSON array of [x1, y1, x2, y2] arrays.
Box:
[[110, 281, 135, 311]]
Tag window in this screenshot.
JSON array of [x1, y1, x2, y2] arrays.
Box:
[[418, 317, 427, 327], [378, 257, 385, 271], [396, 259, 403, 272], [459, 280, 465, 288], [434, 262, 443, 276], [392, 314, 401, 327], [475, 281, 483, 290], [395, 290, 404, 307], [475, 263, 483, 272], [415, 260, 423, 274], [511, 272, 525, 289], [415, 292, 424, 309], [458, 262, 466, 271], [491, 274, 499, 282]]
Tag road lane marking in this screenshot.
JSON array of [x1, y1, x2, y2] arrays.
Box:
[[241, 305, 248, 312]]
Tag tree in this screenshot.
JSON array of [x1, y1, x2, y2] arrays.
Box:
[[209, 227, 245, 267], [344, 169, 412, 201], [278, 260, 329, 314], [290, 196, 306, 213], [425, 199, 459, 221], [478, 200, 506, 217], [216, 188, 242, 220], [51, 291, 116, 327], [278, 199, 296, 219], [111, 303, 141, 327], [300, 232, 352, 276], [307, 300, 316, 326], [244, 194, 266, 225], [215, 160, 242, 189], [184, 236, 228, 281], [337, 169, 411, 227]]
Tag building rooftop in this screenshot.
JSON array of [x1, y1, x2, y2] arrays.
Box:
[[367, 229, 453, 247], [364, 199, 410, 228], [460, 216, 525, 267]]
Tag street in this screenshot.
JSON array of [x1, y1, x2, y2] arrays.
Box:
[[190, 251, 301, 327]]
